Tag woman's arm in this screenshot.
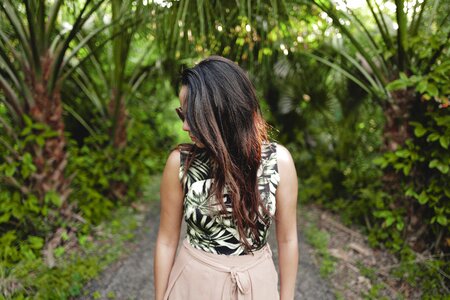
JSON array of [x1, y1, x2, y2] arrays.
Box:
[[275, 144, 299, 300], [154, 149, 184, 300]]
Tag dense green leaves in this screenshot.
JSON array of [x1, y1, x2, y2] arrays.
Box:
[[283, 0, 450, 295], [0, 0, 449, 298]]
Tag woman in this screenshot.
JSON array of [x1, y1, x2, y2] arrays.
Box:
[[154, 56, 298, 300]]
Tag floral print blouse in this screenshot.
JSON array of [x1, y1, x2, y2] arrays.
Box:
[[179, 142, 280, 256]]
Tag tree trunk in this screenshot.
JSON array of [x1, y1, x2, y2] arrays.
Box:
[[26, 54, 71, 207], [108, 91, 128, 149], [108, 93, 128, 200], [381, 89, 415, 198], [382, 89, 415, 152]]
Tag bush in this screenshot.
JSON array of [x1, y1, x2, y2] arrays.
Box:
[[0, 119, 67, 268], [0, 105, 175, 297]]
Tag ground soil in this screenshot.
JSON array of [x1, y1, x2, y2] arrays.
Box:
[[300, 205, 424, 300]]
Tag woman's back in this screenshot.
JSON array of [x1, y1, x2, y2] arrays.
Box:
[[180, 142, 280, 255], [154, 56, 298, 300]]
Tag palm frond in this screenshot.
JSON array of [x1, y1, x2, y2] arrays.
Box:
[[24, 0, 41, 73], [311, 0, 387, 85], [299, 50, 375, 98], [45, 0, 63, 49], [395, 0, 408, 71], [63, 103, 99, 138], [0, 75, 23, 119], [1, 1, 33, 64], [49, 0, 106, 91]]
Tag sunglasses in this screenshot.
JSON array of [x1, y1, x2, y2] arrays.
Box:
[[175, 107, 185, 122]]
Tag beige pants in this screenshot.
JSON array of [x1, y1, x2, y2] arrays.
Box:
[[164, 239, 279, 300]]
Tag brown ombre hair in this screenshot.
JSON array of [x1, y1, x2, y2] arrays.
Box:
[[180, 56, 270, 253]]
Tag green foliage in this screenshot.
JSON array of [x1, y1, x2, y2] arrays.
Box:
[[290, 100, 384, 222], [65, 93, 176, 223], [0, 118, 66, 267], [373, 41, 450, 258], [356, 264, 391, 300], [66, 136, 116, 223], [1, 0, 448, 298], [362, 283, 388, 300], [372, 106, 450, 247], [388, 247, 450, 300], [277, 1, 450, 296], [304, 223, 336, 278], [295, 99, 450, 293], [0, 206, 140, 299], [386, 60, 450, 109], [292, 57, 450, 299], [0, 109, 170, 297]]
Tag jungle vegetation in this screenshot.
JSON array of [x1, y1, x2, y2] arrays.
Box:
[[0, 0, 448, 298]]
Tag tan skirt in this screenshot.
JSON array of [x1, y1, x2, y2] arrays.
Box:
[[163, 239, 279, 300]]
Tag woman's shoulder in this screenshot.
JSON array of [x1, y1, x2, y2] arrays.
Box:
[[160, 148, 183, 189], [165, 143, 199, 168], [271, 143, 295, 172], [263, 142, 291, 159], [274, 143, 291, 157], [164, 148, 181, 170]]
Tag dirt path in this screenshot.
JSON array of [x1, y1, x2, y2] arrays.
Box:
[[78, 202, 335, 300]]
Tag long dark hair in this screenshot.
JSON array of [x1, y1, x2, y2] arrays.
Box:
[[180, 56, 270, 252]]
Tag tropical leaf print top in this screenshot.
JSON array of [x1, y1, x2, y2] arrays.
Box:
[[179, 142, 280, 256]]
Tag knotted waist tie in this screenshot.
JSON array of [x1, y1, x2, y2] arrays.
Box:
[[182, 240, 272, 300]]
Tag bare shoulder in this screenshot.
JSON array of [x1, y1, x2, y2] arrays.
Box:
[[166, 148, 181, 169], [161, 148, 181, 183], [275, 143, 293, 160], [274, 143, 298, 220], [275, 143, 295, 170], [160, 148, 183, 200], [274, 143, 297, 187]]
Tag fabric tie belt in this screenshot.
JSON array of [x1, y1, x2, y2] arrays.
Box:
[[182, 240, 272, 300]]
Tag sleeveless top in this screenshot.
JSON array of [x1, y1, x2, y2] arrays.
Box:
[[179, 142, 280, 256]]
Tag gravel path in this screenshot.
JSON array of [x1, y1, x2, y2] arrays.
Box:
[[79, 202, 335, 300]]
